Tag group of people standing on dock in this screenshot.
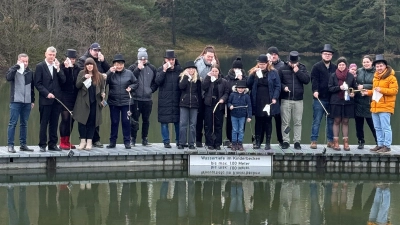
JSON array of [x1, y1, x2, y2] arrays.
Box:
[[6, 43, 398, 153]]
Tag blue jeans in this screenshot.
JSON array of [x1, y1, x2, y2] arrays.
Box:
[[372, 112, 392, 147], [369, 187, 390, 224], [231, 116, 245, 143], [109, 105, 131, 144], [161, 122, 179, 144], [311, 99, 333, 142], [179, 108, 198, 146], [7, 103, 32, 146]]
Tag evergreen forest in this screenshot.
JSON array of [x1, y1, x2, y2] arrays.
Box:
[[0, 0, 398, 67]]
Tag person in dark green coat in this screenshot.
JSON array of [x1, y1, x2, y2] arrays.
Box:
[[73, 58, 106, 150], [354, 55, 377, 149]]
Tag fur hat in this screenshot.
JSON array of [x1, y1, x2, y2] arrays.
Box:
[[232, 57, 243, 69]]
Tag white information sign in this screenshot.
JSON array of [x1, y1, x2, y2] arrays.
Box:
[[189, 155, 272, 177]]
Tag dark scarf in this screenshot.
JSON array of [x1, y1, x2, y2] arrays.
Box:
[[336, 68, 348, 99]]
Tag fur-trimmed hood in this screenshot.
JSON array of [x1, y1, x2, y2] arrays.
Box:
[[232, 85, 249, 94]]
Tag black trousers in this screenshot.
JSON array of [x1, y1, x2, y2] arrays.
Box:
[[355, 116, 377, 143], [260, 113, 282, 144], [39, 102, 61, 147], [204, 105, 224, 147], [131, 100, 152, 140], [196, 99, 205, 143], [255, 116, 272, 144], [78, 100, 96, 139]]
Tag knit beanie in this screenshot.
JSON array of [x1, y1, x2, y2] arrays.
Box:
[[137, 47, 148, 60], [231, 57, 243, 69], [349, 63, 357, 69], [336, 57, 348, 66], [267, 46, 279, 55]]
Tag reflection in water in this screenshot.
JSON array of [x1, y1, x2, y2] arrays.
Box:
[[2, 180, 397, 225]]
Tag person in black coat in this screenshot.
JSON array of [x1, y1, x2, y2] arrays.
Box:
[[278, 51, 310, 150], [224, 57, 247, 148], [59, 49, 80, 150], [178, 61, 202, 149], [105, 54, 138, 149], [202, 64, 229, 150], [155, 50, 182, 148], [328, 57, 357, 151], [34, 46, 66, 152], [247, 54, 281, 150]]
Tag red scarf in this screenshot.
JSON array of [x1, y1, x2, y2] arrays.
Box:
[[335, 68, 348, 99]]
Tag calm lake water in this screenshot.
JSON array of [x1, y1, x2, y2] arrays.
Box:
[[1, 53, 400, 146], [0, 176, 398, 224]]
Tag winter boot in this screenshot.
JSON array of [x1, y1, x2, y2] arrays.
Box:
[[77, 139, 86, 150], [66, 136, 76, 149], [85, 139, 92, 150], [59, 136, 70, 150], [238, 142, 244, 151], [264, 135, 271, 150], [333, 137, 340, 151], [357, 139, 364, 149], [343, 137, 350, 151], [254, 136, 261, 149], [231, 142, 237, 151]]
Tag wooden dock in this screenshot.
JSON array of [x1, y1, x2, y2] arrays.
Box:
[[0, 143, 399, 169]]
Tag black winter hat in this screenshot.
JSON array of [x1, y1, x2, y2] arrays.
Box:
[[336, 57, 348, 66], [267, 46, 279, 55], [232, 57, 243, 69]]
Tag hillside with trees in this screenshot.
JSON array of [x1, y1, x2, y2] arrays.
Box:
[[0, 0, 398, 68]]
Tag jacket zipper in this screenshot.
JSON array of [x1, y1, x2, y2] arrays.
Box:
[[189, 80, 192, 108]]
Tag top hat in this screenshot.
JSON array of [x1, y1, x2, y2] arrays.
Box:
[[164, 50, 176, 58], [184, 61, 197, 70], [112, 54, 125, 64], [235, 80, 247, 88], [373, 54, 387, 66], [257, 54, 268, 63], [65, 49, 77, 58], [90, 43, 101, 50], [320, 44, 334, 53], [288, 51, 300, 63]]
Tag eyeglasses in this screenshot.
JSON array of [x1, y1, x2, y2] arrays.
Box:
[[322, 53, 332, 56]]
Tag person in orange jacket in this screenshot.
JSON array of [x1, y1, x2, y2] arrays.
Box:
[[362, 54, 398, 154]]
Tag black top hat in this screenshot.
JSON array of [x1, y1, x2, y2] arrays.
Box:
[[257, 54, 268, 63], [320, 44, 334, 53], [164, 50, 176, 58], [184, 61, 197, 70], [112, 54, 125, 64], [373, 54, 387, 66], [235, 80, 247, 88], [65, 49, 77, 58], [288, 51, 300, 63]]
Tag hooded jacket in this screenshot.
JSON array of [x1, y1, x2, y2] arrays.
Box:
[[278, 62, 310, 100], [179, 75, 202, 109], [155, 61, 182, 123], [227, 86, 252, 118], [6, 64, 35, 104], [366, 66, 398, 114], [128, 62, 158, 101]]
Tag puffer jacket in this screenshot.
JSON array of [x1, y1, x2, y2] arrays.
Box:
[[367, 66, 398, 114], [179, 75, 201, 108], [128, 62, 158, 101], [355, 67, 375, 117], [278, 62, 310, 100], [247, 69, 281, 116], [106, 69, 138, 106], [202, 75, 230, 110], [227, 86, 252, 118], [155, 61, 182, 123]]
